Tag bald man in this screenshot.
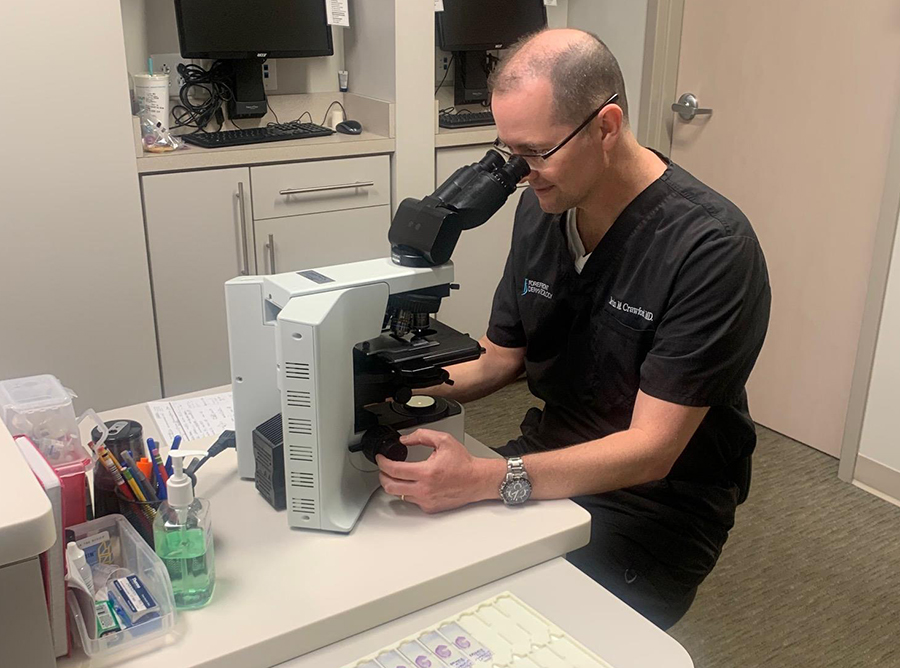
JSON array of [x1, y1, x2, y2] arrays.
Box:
[[377, 29, 771, 628]]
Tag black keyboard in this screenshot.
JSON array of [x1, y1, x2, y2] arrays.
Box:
[[181, 122, 335, 148], [438, 111, 495, 129]]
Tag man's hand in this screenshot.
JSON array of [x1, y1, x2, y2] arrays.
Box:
[[376, 429, 504, 513]]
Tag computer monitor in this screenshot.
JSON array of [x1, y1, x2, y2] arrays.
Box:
[[437, 0, 547, 105], [174, 0, 334, 118]]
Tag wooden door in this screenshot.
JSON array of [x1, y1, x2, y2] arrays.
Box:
[[668, 0, 900, 456]]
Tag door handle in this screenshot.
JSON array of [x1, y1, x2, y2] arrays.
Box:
[[236, 182, 250, 275], [671, 93, 713, 121], [266, 233, 277, 274], [278, 181, 375, 196]]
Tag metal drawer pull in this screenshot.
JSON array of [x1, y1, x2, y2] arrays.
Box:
[[266, 233, 277, 274], [278, 181, 375, 196], [236, 182, 250, 276]]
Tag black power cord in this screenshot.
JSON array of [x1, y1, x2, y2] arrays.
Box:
[[171, 61, 235, 132], [435, 54, 455, 97]]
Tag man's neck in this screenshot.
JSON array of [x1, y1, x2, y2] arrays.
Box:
[[575, 138, 667, 253]]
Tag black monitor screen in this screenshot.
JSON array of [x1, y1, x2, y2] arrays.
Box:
[[175, 0, 333, 59], [437, 0, 547, 51]]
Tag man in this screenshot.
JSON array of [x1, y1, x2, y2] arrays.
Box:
[[377, 28, 770, 628]]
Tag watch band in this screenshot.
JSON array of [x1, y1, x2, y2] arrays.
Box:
[[506, 456, 527, 479]]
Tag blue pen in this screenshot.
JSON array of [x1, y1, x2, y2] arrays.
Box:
[[165, 435, 182, 477], [147, 438, 168, 501]]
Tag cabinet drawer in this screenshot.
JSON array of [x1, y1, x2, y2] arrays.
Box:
[[251, 155, 390, 220], [255, 205, 391, 275]]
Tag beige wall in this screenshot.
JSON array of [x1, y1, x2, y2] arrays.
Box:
[[567, 0, 648, 135], [0, 0, 160, 411]]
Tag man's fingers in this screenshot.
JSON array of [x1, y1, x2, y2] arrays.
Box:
[[376, 454, 427, 481], [379, 471, 418, 497], [399, 428, 453, 449]]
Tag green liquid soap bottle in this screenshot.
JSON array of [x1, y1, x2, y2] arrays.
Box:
[[153, 450, 216, 609]]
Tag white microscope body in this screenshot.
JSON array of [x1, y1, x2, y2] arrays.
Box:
[[225, 259, 466, 533], [225, 149, 529, 534]]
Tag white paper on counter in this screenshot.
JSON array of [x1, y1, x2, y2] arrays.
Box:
[[327, 0, 350, 27], [147, 392, 234, 446]]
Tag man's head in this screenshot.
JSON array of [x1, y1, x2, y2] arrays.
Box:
[[490, 28, 631, 213]]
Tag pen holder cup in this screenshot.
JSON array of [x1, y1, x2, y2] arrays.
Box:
[[115, 488, 163, 549]]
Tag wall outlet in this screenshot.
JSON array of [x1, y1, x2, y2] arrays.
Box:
[[262, 60, 277, 91], [435, 49, 453, 89], [150, 53, 191, 98]]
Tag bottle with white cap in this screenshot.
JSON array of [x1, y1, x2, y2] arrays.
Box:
[[152, 450, 216, 609]]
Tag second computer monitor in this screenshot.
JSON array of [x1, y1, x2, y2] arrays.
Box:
[[437, 0, 548, 105]]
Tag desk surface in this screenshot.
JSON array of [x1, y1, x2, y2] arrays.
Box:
[[288, 558, 694, 668], [60, 391, 590, 668], [136, 131, 396, 175]]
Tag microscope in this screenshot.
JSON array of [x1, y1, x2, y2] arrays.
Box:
[[225, 150, 529, 532]]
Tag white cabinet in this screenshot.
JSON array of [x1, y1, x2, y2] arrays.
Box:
[[255, 207, 391, 274], [142, 155, 392, 396], [435, 146, 528, 340], [250, 155, 392, 273], [142, 168, 253, 396]]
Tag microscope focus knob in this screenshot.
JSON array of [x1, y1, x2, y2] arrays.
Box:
[[359, 425, 408, 464]]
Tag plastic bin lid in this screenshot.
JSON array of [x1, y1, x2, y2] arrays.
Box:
[[0, 375, 72, 418]]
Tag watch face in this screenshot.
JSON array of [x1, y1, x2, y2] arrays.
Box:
[[502, 477, 532, 504]]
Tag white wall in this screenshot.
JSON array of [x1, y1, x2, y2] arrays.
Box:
[[0, 0, 161, 411], [567, 0, 648, 135], [858, 205, 900, 473]]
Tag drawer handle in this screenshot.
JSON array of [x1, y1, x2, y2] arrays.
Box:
[[278, 181, 375, 196], [266, 233, 277, 274], [237, 182, 250, 275]]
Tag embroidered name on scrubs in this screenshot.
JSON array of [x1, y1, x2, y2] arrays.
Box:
[[608, 296, 654, 322]]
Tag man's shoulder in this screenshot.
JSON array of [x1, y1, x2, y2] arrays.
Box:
[[659, 161, 758, 245]]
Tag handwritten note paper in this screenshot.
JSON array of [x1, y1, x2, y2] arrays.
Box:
[[148, 392, 234, 446]]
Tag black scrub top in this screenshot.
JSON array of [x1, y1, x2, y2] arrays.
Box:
[[487, 154, 771, 534]]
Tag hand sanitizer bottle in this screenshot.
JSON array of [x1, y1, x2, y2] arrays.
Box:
[[153, 450, 215, 609]]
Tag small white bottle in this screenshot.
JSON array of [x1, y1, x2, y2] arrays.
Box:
[[152, 450, 216, 609], [66, 541, 95, 598]]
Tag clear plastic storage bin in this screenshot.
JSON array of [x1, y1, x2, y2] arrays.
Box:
[[66, 514, 177, 657], [0, 374, 97, 468]]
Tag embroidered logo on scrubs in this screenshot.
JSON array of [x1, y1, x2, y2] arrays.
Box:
[[608, 296, 654, 322], [522, 278, 553, 300]]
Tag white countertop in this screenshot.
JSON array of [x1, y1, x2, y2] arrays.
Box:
[[0, 423, 55, 566], [287, 558, 694, 668], [60, 391, 590, 668], [435, 126, 496, 149], [137, 131, 395, 175]]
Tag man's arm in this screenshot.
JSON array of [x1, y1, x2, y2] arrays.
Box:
[[427, 336, 526, 403], [377, 390, 708, 512]]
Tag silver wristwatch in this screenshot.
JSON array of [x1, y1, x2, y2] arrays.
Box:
[[499, 457, 532, 506]]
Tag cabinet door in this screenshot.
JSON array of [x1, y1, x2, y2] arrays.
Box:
[[434, 146, 528, 339], [255, 205, 391, 275], [142, 167, 253, 396]]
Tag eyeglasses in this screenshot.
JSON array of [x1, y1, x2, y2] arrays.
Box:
[[492, 93, 620, 165]]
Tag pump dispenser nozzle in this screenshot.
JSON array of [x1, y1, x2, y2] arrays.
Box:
[[166, 450, 206, 509]]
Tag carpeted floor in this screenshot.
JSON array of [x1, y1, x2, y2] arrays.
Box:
[[463, 379, 900, 668]]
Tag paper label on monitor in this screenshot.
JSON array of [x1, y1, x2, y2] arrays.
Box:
[[327, 0, 349, 27], [435, 0, 444, 11], [544, 0, 557, 5]]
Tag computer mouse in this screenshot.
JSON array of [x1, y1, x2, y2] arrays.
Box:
[[336, 120, 363, 135]]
